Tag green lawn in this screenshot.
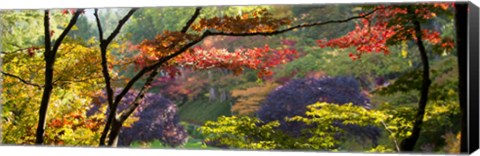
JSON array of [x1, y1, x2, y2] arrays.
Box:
[[177, 98, 232, 125]]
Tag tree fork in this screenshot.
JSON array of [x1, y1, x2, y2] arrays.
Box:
[[101, 7, 200, 147], [94, 8, 138, 146], [35, 9, 83, 144], [95, 7, 376, 147]]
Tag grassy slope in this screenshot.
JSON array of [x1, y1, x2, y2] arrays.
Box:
[[177, 98, 232, 125]]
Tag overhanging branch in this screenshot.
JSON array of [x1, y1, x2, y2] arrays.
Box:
[[112, 8, 377, 117], [207, 8, 378, 37], [152, 8, 379, 69], [94, 9, 104, 42]]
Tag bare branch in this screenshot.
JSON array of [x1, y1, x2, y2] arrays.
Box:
[[97, 8, 137, 146], [1, 71, 42, 89], [118, 68, 159, 122], [181, 7, 202, 33], [380, 120, 401, 152], [105, 8, 137, 45], [44, 10, 51, 57], [94, 8, 114, 108], [94, 9, 104, 42], [2, 47, 37, 55], [52, 76, 104, 85], [51, 9, 84, 58]]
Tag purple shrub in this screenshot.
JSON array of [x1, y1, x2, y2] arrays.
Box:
[[89, 90, 188, 147], [256, 77, 380, 144]]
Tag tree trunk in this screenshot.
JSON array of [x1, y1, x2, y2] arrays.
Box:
[[399, 9, 431, 151], [35, 9, 82, 144], [455, 3, 468, 153], [98, 42, 116, 146], [36, 59, 54, 144], [93, 9, 137, 146], [99, 101, 118, 146], [35, 10, 53, 143], [107, 119, 123, 147]]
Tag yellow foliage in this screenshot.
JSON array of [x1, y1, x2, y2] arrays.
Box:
[[1, 38, 121, 145], [442, 132, 461, 154], [231, 82, 279, 115]]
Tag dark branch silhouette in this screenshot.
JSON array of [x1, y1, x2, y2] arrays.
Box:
[[94, 8, 138, 146], [1, 71, 42, 89], [399, 7, 431, 151], [181, 7, 202, 33], [112, 9, 378, 111]]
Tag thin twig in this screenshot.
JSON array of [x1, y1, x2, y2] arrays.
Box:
[[380, 120, 401, 152], [1, 71, 42, 89]]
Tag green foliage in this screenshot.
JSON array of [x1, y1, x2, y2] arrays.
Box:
[[276, 46, 415, 89], [1, 10, 43, 51], [0, 4, 460, 153], [199, 116, 283, 150], [130, 138, 219, 149], [178, 98, 232, 125], [375, 103, 416, 142], [199, 100, 457, 152], [200, 102, 396, 151], [367, 145, 395, 153], [287, 102, 387, 150], [372, 55, 460, 151], [290, 102, 386, 126]]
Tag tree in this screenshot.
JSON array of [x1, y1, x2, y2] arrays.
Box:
[[92, 6, 377, 147], [88, 90, 188, 147], [1, 42, 108, 145], [35, 9, 84, 144], [317, 3, 455, 151], [1, 8, 130, 146]]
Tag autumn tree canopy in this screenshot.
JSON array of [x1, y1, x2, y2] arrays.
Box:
[[0, 2, 468, 154]]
